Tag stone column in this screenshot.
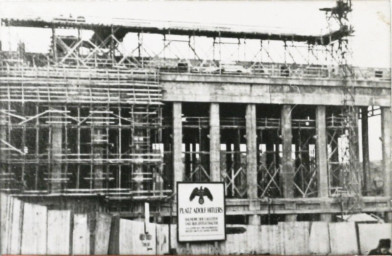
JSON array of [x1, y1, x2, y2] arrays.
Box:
[[92, 125, 104, 190], [361, 107, 370, 195], [51, 114, 63, 192], [210, 103, 221, 182], [246, 104, 260, 225], [316, 106, 332, 221], [281, 105, 296, 221], [173, 103, 184, 191], [381, 107, 392, 221]]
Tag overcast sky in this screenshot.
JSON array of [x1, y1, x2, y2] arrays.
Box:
[[0, 0, 390, 67]]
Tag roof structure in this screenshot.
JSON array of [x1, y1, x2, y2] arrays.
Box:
[[1, 17, 351, 45]]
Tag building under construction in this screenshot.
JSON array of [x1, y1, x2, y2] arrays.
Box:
[[0, 0, 391, 254]]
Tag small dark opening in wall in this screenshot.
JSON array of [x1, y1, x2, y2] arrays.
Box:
[[375, 70, 383, 78], [226, 226, 247, 234], [280, 65, 289, 77], [260, 214, 284, 225], [297, 214, 320, 221], [226, 215, 247, 224]]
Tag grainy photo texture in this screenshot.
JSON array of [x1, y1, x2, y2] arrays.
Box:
[[0, 0, 391, 255]]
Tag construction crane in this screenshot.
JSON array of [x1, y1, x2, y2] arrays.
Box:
[[320, 0, 352, 25]]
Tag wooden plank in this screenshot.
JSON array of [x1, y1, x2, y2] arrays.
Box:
[[358, 223, 392, 255], [270, 224, 281, 255], [222, 225, 263, 254], [119, 219, 156, 255], [47, 210, 71, 254], [247, 225, 260, 253], [72, 214, 90, 255], [191, 241, 214, 255], [209, 103, 221, 182], [309, 222, 330, 254], [108, 216, 119, 254], [94, 213, 112, 255], [169, 224, 187, 254], [230, 232, 242, 254], [9, 198, 23, 255], [259, 225, 270, 254], [156, 224, 169, 255], [0, 193, 10, 254], [260, 224, 280, 254], [21, 203, 47, 255], [329, 222, 358, 254], [224, 231, 246, 254], [279, 221, 310, 255], [220, 232, 232, 254], [118, 219, 132, 254]]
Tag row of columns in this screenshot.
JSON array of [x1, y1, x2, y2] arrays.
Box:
[[171, 102, 392, 222], [0, 102, 391, 219]]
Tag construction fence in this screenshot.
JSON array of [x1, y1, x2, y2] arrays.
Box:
[[1, 193, 391, 255]]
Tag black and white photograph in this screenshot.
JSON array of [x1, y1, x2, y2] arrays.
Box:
[[0, 0, 391, 254]]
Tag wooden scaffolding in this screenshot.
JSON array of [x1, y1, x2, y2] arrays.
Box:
[[0, 63, 169, 200]]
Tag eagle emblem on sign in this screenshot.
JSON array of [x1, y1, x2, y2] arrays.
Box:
[[189, 186, 213, 205]]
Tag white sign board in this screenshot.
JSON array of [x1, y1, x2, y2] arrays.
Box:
[[177, 182, 226, 242]]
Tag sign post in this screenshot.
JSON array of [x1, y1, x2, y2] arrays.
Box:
[[177, 182, 226, 242]]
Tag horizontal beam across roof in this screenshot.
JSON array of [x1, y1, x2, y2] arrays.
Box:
[[1, 17, 351, 45]]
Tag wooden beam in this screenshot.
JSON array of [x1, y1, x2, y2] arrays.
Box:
[[209, 103, 221, 182], [173, 103, 184, 190]]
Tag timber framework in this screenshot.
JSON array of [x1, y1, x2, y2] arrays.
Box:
[[0, 0, 391, 223]]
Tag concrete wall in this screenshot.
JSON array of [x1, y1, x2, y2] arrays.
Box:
[[161, 74, 390, 106]]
